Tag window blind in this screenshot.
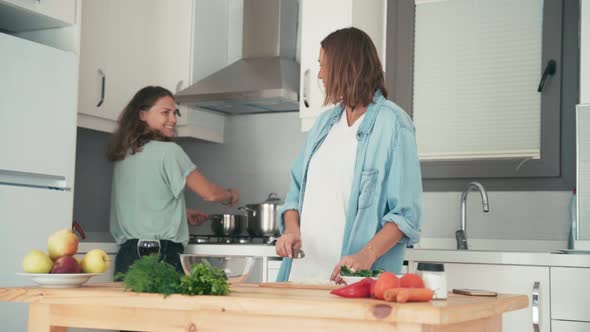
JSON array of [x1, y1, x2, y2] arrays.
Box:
[[413, 0, 543, 161]]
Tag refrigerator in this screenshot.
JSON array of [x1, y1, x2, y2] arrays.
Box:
[[0, 32, 78, 331]]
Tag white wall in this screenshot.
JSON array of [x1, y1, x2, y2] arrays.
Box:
[[74, 113, 571, 241]]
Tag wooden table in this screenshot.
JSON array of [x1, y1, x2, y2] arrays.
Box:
[[0, 282, 528, 332]]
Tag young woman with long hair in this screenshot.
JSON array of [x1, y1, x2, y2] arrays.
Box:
[[275, 28, 423, 283], [107, 86, 239, 276]]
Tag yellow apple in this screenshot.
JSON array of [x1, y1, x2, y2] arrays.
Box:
[[47, 228, 79, 260], [22, 249, 53, 273], [81, 249, 110, 273]]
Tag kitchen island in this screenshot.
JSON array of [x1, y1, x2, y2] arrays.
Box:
[[0, 282, 527, 332]]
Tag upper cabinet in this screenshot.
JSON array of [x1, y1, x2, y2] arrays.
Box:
[[77, 0, 225, 143], [298, 0, 386, 131], [0, 0, 76, 31]]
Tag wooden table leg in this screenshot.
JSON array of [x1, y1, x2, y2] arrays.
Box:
[[28, 303, 66, 332]]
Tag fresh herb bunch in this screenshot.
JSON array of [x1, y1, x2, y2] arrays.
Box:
[[119, 255, 181, 296], [340, 265, 384, 277], [177, 260, 230, 296]]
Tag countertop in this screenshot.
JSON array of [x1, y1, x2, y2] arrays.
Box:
[[79, 235, 590, 267], [406, 248, 590, 268], [0, 282, 528, 331]]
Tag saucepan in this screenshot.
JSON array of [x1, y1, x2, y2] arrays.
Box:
[[239, 193, 282, 237], [208, 214, 247, 237]]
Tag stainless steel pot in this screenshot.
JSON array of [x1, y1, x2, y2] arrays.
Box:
[[239, 193, 282, 237], [208, 214, 247, 237]]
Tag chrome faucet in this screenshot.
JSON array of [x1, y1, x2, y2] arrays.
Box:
[[456, 181, 490, 250]]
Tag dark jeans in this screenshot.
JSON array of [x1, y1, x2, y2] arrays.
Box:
[[114, 239, 184, 281]]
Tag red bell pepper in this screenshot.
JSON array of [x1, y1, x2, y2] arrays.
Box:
[[330, 277, 375, 298]]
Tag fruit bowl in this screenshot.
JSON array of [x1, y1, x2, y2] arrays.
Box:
[[17, 273, 102, 288], [179, 254, 255, 284]]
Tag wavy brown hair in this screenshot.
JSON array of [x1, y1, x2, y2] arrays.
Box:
[[320, 27, 388, 109], [106, 86, 175, 161]]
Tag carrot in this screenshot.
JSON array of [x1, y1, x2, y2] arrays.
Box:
[[383, 288, 403, 302], [396, 288, 434, 303]]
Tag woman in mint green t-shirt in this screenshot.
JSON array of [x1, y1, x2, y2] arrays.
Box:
[[106, 86, 239, 277]]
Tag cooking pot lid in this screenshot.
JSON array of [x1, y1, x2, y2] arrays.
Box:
[[263, 192, 281, 203], [207, 214, 247, 220]]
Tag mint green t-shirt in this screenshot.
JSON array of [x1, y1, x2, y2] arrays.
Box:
[[109, 141, 196, 246]]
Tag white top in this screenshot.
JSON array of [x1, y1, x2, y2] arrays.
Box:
[[289, 111, 365, 282]]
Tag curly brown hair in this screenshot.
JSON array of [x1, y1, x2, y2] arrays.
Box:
[[320, 27, 388, 109], [106, 86, 175, 161]]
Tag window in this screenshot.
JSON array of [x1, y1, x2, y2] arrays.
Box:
[[385, 0, 578, 190]]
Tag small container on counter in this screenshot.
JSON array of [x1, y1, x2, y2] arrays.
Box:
[[416, 262, 447, 300]]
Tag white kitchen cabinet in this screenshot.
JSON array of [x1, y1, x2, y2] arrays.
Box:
[[550, 267, 590, 324], [298, 0, 386, 131], [444, 263, 550, 332], [552, 320, 590, 332], [77, 0, 225, 142], [267, 259, 282, 282], [0, 0, 76, 31], [77, 0, 111, 127], [78, 0, 190, 124]]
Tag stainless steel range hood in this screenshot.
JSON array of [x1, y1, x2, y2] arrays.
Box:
[[175, 0, 300, 115]]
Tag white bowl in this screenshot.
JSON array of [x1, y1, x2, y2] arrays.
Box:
[[179, 254, 255, 284], [340, 275, 378, 285], [340, 274, 404, 285], [17, 273, 101, 288]]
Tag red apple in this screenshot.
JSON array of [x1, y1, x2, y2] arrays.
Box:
[[51, 256, 81, 273]]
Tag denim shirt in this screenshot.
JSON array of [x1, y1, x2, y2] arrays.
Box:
[[275, 90, 423, 282]]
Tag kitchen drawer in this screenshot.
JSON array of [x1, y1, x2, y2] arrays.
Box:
[[552, 320, 590, 332], [267, 259, 282, 282], [444, 263, 550, 332], [551, 267, 590, 322]]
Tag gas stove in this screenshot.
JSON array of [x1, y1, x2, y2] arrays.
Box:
[[189, 234, 277, 245]]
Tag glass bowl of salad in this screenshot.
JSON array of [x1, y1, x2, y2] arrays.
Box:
[[179, 254, 255, 284]]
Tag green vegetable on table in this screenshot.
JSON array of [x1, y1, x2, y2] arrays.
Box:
[[340, 265, 384, 277], [117, 255, 180, 296], [178, 260, 230, 296], [117, 255, 229, 296]]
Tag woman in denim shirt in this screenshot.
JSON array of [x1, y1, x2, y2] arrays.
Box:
[[275, 27, 423, 283]]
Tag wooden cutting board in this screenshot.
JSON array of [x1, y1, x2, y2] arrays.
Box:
[[255, 282, 341, 290]]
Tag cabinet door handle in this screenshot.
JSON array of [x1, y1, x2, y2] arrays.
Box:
[[532, 281, 540, 332], [303, 69, 310, 108], [97, 69, 106, 107], [537, 59, 556, 92]]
